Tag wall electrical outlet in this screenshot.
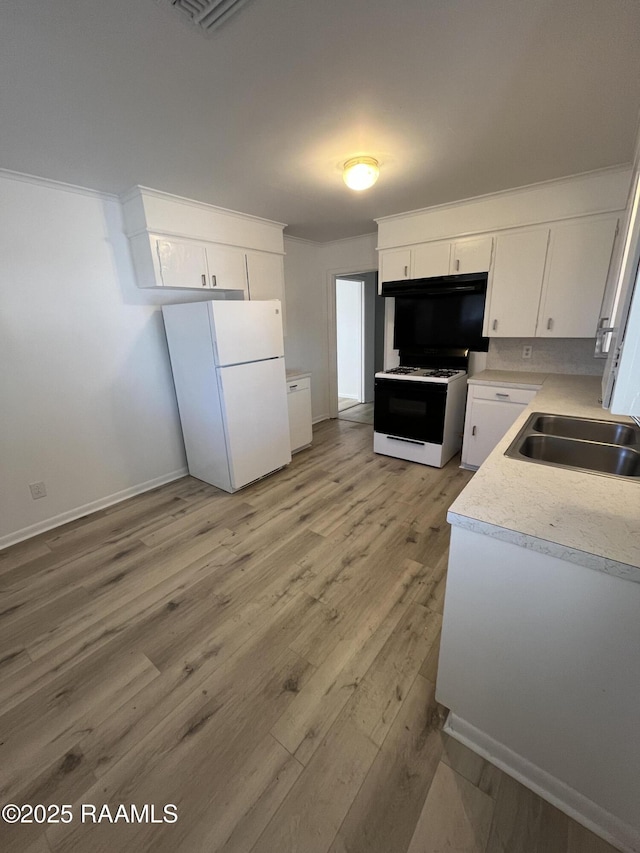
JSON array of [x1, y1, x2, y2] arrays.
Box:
[[522, 345, 533, 360], [29, 481, 47, 500]]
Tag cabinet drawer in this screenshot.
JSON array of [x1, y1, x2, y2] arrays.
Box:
[[287, 377, 310, 393], [470, 385, 538, 405]]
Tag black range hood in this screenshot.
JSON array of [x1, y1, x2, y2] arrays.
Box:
[[381, 272, 488, 297]]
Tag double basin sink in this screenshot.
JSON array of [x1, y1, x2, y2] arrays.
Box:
[[505, 413, 640, 480]]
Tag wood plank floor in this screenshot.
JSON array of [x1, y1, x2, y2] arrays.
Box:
[[337, 402, 374, 425], [0, 419, 621, 853]]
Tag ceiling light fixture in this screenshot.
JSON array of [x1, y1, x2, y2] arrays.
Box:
[[343, 157, 380, 191]]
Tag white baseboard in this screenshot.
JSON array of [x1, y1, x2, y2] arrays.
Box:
[[0, 468, 188, 551], [312, 413, 330, 424], [444, 714, 640, 853]]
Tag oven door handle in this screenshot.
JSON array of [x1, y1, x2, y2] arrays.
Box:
[[387, 435, 426, 446]]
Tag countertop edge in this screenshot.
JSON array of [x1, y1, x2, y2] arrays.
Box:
[[447, 510, 640, 584]]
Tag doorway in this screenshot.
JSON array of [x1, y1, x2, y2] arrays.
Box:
[[333, 271, 384, 424]]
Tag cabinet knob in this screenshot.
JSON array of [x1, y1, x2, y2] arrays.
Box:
[[472, 425, 477, 436], [547, 317, 553, 330], [495, 393, 510, 398], [492, 319, 498, 331], [211, 275, 217, 287], [201, 274, 207, 287], [404, 265, 408, 277], [455, 258, 460, 272]]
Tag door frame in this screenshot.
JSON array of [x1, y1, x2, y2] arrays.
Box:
[[335, 276, 365, 405], [327, 265, 377, 419]]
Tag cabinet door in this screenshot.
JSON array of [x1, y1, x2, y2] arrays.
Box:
[[206, 244, 248, 292], [156, 238, 210, 289], [380, 248, 411, 284], [537, 217, 618, 338], [487, 228, 549, 337], [246, 252, 285, 302], [451, 236, 493, 274], [287, 383, 312, 452], [412, 241, 451, 278], [463, 396, 527, 468]]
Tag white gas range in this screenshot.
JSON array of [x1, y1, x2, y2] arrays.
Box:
[[373, 361, 468, 468], [375, 366, 467, 384]]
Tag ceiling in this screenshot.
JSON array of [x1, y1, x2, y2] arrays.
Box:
[[2, 0, 640, 242]]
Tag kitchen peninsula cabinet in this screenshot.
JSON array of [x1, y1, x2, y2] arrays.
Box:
[[439, 375, 640, 853]]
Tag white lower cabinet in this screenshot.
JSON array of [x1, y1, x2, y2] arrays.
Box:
[[461, 383, 538, 469], [286, 375, 312, 453]]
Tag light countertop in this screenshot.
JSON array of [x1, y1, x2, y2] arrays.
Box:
[[468, 369, 548, 389], [286, 369, 311, 382], [448, 373, 640, 582]]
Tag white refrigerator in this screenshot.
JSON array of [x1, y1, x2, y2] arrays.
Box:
[[162, 300, 292, 492]]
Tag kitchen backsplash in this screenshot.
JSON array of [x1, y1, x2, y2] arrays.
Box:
[[486, 338, 604, 375]]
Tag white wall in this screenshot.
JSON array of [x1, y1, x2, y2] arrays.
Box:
[[0, 173, 197, 547], [336, 278, 363, 401], [283, 233, 377, 421], [282, 238, 327, 419]]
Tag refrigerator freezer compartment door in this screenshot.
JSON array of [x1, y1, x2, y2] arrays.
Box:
[[209, 300, 284, 366], [218, 357, 291, 489]]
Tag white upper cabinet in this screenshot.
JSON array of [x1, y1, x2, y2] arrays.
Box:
[[451, 235, 493, 274], [156, 237, 247, 291], [245, 251, 287, 332], [157, 238, 210, 289], [380, 248, 411, 283], [246, 251, 285, 302], [379, 235, 493, 288], [122, 186, 285, 295], [537, 216, 619, 338], [486, 228, 550, 337], [486, 217, 618, 339], [412, 241, 451, 278], [205, 243, 248, 292]]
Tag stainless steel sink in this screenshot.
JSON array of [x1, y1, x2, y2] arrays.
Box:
[[505, 413, 640, 480], [529, 414, 638, 446]]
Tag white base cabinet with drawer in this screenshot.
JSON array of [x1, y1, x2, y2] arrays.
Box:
[[286, 375, 312, 453], [461, 383, 538, 470]]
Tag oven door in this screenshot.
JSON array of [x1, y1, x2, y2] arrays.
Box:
[[374, 378, 447, 444]]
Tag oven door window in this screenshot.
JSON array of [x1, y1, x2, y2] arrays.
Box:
[[374, 379, 447, 444]]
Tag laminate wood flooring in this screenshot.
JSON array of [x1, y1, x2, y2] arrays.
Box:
[[337, 402, 374, 425], [0, 419, 622, 853]]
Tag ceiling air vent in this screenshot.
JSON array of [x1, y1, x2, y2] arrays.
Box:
[[155, 0, 255, 36]]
